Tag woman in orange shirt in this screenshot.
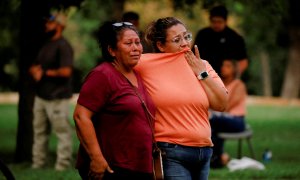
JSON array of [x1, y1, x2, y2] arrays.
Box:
[[210, 59, 247, 168], [136, 17, 228, 180]]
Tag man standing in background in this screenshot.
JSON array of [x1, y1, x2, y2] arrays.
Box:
[[29, 12, 73, 171], [194, 5, 248, 76]]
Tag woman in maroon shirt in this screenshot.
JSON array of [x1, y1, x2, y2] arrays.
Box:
[[73, 21, 155, 180]]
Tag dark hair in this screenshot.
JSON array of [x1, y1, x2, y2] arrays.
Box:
[[122, 11, 139, 22], [209, 5, 228, 20], [145, 17, 185, 52], [96, 21, 139, 62], [223, 59, 239, 78]]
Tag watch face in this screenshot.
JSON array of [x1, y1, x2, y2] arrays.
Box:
[[201, 71, 209, 79]]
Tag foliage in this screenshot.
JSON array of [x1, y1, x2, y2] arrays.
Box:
[[64, 1, 126, 91], [0, 0, 296, 96], [0, 0, 21, 91], [65, 0, 294, 95], [63, 3, 105, 91], [1, 104, 300, 179], [234, 0, 289, 96]]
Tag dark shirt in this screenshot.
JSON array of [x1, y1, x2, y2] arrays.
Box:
[[35, 37, 73, 100], [194, 26, 247, 74], [76, 62, 155, 173]]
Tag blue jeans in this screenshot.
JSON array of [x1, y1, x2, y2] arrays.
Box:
[[157, 142, 212, 180], [210, 113, 245, 157]]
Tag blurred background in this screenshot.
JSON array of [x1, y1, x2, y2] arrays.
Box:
[[1, 0, 300, 97], [0, 0, 300, 179]]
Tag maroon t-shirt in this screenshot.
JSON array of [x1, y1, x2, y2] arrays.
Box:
[[76, 62, 155, 173]]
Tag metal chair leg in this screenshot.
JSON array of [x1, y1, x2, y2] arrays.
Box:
[[247, 137, 256, 159], [238, 139, 242, 159]]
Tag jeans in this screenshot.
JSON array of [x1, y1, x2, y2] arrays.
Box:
[[210, 113, 245, 157], [157, 142, 212, 180]]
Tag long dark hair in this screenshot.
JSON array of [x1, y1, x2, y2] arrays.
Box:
[[96, 21, 139, 62], [145, 17, 185, 53]]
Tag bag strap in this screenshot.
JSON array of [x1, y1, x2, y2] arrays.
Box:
[[125, 78, 159, 149]]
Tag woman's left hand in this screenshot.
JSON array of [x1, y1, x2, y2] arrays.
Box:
[[185, 45, 228, 111], [185, 45, 206, 75]]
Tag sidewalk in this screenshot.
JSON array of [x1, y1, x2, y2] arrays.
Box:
[[0, 92, 300, 106], [0, 93, 79, 104]]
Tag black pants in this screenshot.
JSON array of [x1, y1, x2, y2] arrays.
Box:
[[78, 166, 153, 180]]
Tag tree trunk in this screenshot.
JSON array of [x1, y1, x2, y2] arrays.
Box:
[[281, 28, 300, 99], [260, 51, 272, 97], [281, 0, 300, 99], [15, 0, 48, 162], [15, 0, 124, 162]]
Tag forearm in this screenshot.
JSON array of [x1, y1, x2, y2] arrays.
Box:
[[74, 113, 104, 162], [184, 47, 228, 111], [45, 67, 72, 78], [200, 77, 228, 111], [238, 59, 248, 74]]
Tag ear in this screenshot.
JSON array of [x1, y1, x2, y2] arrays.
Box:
[[108, 46, 116, 57], [156, 41, 165, 52]]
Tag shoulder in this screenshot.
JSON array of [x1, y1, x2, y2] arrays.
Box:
[[233, 79, 247, 91], [57, 37, 72, 48], [196, 27, 212, 36], [198, 27, 212, 33], [225, 27, 243, 39], [85, 63, 113, 80], [92, 62, 114, 75], [57, 37, 69, 44]]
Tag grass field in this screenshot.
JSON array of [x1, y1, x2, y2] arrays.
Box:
[[0, 104, 300, 179]]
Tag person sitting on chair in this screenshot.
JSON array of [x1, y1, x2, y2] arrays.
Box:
[[210, 59, 247, 168]]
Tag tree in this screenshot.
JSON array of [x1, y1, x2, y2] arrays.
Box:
[[281, 0, 300, 99], [16, 0, 127, 163], [16, 0, 83, 162], [0, 0, 20, 91]]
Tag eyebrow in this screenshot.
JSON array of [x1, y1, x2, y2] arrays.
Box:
[[171, 31, 189, 39]]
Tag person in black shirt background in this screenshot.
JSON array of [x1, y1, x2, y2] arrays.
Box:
[[194, 5, 248, 76]]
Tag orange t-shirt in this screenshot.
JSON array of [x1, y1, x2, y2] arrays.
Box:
[[135, 50, 225, 147]]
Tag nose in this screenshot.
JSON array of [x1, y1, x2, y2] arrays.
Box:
[[133, 43, 138, 49], [180, 38, 189, 47], [132, 43, 142, 52]]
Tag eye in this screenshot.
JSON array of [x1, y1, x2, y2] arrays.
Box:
[[172, 37, 181, 44], [184, 33, 192, 42], [135, 41, 141, 45], [124, 42, 132, 45]]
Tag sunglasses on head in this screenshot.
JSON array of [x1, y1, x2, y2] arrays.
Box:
[[112, 22, 133, 27]]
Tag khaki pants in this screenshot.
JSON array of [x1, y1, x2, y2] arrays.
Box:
[[32, 96, 73, 170]]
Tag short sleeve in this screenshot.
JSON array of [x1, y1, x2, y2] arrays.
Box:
[[59, 39, 74, 67], [77, 70, 111, 112], [234, 35, 247, 61]]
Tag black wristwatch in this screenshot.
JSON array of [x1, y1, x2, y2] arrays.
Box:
[[197, 71, 209, 80]]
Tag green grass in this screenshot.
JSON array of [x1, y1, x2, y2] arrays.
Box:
[[210, 106, 300, 180], [0, 104, 300, 179], [0, 104, 80, 180]]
